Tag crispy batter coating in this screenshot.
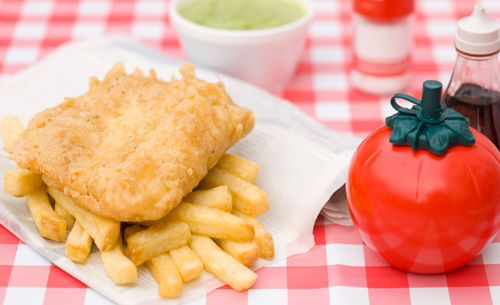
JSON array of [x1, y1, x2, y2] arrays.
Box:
[[11, 63, 254, 221]]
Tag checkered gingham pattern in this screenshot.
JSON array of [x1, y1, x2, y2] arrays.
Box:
[[1, 0, 500, 304]]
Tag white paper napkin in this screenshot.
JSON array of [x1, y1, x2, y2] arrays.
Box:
[[321, 185, 353, 226], [0, 36, 361, 305]]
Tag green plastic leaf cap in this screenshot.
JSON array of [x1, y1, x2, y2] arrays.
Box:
[[385, 80, 475, 155]]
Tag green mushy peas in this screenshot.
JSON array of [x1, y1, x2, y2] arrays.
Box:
[[178, 0, 306, 30]]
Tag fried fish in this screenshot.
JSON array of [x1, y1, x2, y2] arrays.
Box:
[[11, 63, 254, 221]]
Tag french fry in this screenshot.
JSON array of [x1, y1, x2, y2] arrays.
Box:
[[26, 187, 66, 241], [190, 235, 257, 291], [170, 202, 254, 242], [183, 185, 232, 212], [170, 245, 203, 282], [217, 153, 259, 183], [54, 202, 75, 230], [214, 238, 259, 267], [234, 211, 274, 260], [1, 116, 24, 153], [100, 234, 137, 285], [3, 169, 43, 197], [126, 221, 191, 265], [66, 221, 93, 263], [48, 187, 120, 250], [123, 224, 143, 241], [146, 253, 183, 298], [199, 167, 268, 217]]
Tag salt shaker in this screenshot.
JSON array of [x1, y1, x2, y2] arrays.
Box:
[[351, 0, 414, 95], [443, 4, 500, 149]]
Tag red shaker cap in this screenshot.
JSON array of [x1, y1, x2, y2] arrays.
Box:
[[354, 0, 414, 21]]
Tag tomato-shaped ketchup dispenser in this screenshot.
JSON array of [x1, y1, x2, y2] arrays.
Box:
[[347, 80, 500, 274]]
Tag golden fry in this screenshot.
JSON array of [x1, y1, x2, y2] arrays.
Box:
[[183, 185, 232, 212], [126, 221, 191, 265], [1, 116, 24, 154], [190, 235, 257, 291], [48, 187, 120, 250], [214, 238, 259, 267], [217, 153, 259, 183], [54, 202, 75, 230], [3, 169, 43, 197], [170, 203, 254, 242], [170, 245, 203, 282], [146, 253, 183, 298], [100, 234, 137, 285], [26, 188, 66, 241], [199, 167, 268, 217], [234, 211, 274, 260], [66, 221, 93, 263]]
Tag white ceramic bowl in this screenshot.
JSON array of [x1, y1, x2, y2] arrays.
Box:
[[169, 0, 314, 92]]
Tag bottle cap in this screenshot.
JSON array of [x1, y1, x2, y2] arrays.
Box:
[[456, 4, 500, 55], [354, 0, 413, 21]]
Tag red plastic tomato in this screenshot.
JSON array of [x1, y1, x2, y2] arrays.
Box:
[[347, 127, 500, 274]]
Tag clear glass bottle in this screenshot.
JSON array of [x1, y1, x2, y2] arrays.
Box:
[[442, 4, 500, 149], [442, 51, 500, 148]]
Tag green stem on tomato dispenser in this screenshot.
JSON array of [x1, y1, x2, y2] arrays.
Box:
[[420, 80, 443, 121], [385, 80, 475, 155]]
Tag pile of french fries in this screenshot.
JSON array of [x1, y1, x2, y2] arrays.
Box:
[[1, 116, 274, 298]]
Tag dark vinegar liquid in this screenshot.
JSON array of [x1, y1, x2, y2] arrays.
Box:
[[443, 83, 500, 149]]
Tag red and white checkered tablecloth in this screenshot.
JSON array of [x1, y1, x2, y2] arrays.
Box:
[[1, 0, 500, 304]]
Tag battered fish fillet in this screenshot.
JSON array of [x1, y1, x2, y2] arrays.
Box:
[[11, 63, 254, 221]]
